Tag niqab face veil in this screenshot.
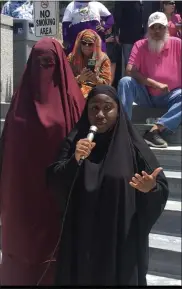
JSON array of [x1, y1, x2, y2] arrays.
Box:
[[53, 85, 168, 286]]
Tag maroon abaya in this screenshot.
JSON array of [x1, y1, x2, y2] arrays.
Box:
[[0, 37, 85, 285]]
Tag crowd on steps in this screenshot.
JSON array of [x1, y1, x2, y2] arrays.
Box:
[[0, 0, 181, 287]]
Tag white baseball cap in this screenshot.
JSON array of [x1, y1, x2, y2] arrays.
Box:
[[148, 12, 168, 28]]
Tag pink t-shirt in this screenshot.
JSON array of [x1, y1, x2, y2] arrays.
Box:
[[128, 37, 182, 96], [168, 14, 181, 37]]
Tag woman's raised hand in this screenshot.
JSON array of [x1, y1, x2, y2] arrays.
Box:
[[129, 167, 163, 193]]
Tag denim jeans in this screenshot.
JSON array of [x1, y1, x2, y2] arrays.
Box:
[[117, 76, 182, 132], [122, 44, 133, 67]]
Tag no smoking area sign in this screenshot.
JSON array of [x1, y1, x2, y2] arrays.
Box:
[[33, 1, 58, 37]]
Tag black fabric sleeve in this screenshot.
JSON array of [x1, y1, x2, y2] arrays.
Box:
[[47, 136, 79, 192], [135, 149, 169, 234], [46, 134, 79, 214]]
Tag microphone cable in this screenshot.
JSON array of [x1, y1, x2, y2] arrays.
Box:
[[36, 164, 81, 286], [37, 125, 97, 285]]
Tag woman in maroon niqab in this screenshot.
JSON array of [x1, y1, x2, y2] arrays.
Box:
[[0, 37, 85, 285]]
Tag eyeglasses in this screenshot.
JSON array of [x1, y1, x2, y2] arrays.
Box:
[[81, 41, 94, 47]]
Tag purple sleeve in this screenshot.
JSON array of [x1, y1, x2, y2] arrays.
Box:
[[62, 22, 72, 43], [101, 15, 114, 30]]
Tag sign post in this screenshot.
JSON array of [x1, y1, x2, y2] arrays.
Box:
[[33, 1, 58, 37]]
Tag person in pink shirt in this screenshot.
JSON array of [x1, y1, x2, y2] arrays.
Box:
[[117, 12, 181, 148], [163, 1, 182, 38]]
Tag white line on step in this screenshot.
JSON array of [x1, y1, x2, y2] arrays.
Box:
[[165, 200, 181, 211], [151, 146, 181, 151], [149, 233, 181, 252], [164, 171, 181, 179], [147, 274, 181, 286]]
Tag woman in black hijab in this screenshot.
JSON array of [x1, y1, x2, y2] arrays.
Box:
[[47, 85, 169, 286]]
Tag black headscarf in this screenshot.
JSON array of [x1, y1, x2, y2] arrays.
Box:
[[50, 85, 168, 286]]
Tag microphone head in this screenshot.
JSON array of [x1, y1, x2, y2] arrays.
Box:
[[89, 125, 98, 133]]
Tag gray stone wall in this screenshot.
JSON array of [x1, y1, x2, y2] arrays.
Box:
[[0, 15, 13, 102]]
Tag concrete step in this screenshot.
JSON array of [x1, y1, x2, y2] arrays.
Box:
[[149, 198, 181, 281], [165, 200, 181, 211], [132, 106, 167, 123], [149, 246, 181, 280], [147, 274, 181, 286], [151, 146, 181, 172], [149, 233, 181, 253], [134, 123, 181, 145], [164, 171, 181, 201], [0, 102, 10, 119], [152, 200, 181, 237], [149, 233, 181, 280]]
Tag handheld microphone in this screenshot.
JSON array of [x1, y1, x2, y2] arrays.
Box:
[[79, 125, 98, 166]]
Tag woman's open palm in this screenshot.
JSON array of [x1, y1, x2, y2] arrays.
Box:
[[129, 167, 163, 193]]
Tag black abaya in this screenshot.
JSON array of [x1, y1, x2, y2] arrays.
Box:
[[47, 86, 169, 286]]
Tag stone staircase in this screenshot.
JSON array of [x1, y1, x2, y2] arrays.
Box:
[[132, 105, 181, 285], [0, 102, 181, 285]]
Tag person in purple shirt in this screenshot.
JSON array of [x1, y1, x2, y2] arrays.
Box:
[[62, 1, 114, 55]]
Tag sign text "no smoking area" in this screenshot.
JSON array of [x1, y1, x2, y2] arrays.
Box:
[[34, 1, 58, 37]]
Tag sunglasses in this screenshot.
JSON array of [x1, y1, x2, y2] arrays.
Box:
[[166, 2, 175, 5], [81, 41, 94, 47]]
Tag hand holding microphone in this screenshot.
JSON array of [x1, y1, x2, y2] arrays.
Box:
[[75, 125, 98, 164], [75, 139, 96, 162]]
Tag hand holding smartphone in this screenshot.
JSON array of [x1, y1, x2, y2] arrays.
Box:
[[87, 59, 96, 72]]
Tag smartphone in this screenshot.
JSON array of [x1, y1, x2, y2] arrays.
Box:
[[87, 59, 96, 72]]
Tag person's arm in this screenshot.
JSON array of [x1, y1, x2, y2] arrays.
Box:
[[98, 2, 112, 18], [126, 64, 161, 89], [126, 41, 169, 92], [95, 58, 112, 85], [47, 133, 79, 192], [101, 14, 114, 30], [95, 3, 113, 33], [135, 148, 169, 234]]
